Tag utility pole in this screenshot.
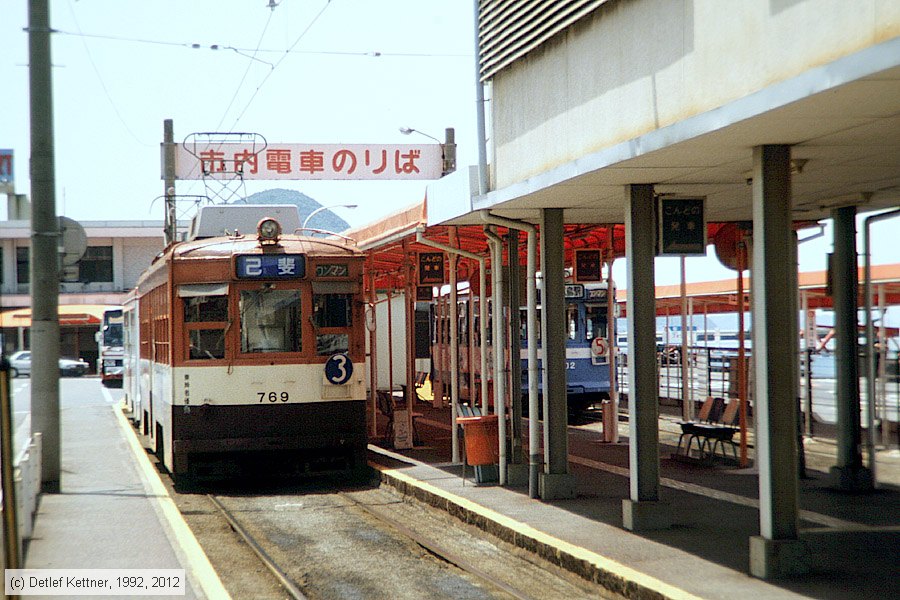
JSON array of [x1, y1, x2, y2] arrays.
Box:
[[29, 0, 61, 492], [163, 119, 176, 245]]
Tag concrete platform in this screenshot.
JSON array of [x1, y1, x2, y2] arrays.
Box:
[[21, 386, 229, 599], [370, 401, 900, 600]]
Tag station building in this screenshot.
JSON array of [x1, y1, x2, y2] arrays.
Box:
[[419, 0, 900, 580], [0, 214, 166, 368]]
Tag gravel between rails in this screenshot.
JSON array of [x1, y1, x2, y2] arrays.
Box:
[[166, 472, 616, 600]]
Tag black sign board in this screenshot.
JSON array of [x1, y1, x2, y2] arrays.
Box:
[[574, 249, 603, 282], [658, 197, 706, 255], [417, 252, 445, 285], [416, 286, 434, 301]]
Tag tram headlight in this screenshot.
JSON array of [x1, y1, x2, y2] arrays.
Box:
[[257, 218, 282, 245]]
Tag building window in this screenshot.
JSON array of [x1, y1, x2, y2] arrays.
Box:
[[79, 246, 113, 282], [16, 247, 29, 285]]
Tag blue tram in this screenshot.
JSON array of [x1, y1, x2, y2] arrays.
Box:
[[431, 280, 615, 414], [520, 282, 615, 412]]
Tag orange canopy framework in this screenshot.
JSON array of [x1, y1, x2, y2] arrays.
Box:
[[344, 199, 818, 293], [0, 304, 117, 328]]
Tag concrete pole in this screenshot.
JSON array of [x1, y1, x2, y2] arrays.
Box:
[[748, 145, 808, 578], [367, 257, 378, 439], [830, 206, 872, 491], [415, 229, 486, 462], [404, 246, 415, 427], [506, 229, 524, 470], [449, 235, 460, 463], [163, 120, 176, 246], [606, 238, 620, 445], [877, 286, 888, 448], [480, 211, 538, 490], [484, 227, 507, 484], [538, 209, 575, 499], [29, 0, 61, 493], [471, 0, 488, 196], [680, 257, 691, 420], [622, 184, 669, 531]]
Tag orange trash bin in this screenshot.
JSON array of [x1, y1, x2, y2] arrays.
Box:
[[456, 414, 499, 466]]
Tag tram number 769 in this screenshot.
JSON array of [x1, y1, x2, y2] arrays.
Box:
[[258, 391, 290, 403]]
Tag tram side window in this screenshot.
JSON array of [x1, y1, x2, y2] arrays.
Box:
[[183, 294, 229, 360], [566, 304, 579, 340], [312, 293, 352, 355], [584, 304, 608, 340], [184, 295, 228, 322], [519, 308, 544, 343], [240, 289, 302, 353], [189, 329, 226, 360]]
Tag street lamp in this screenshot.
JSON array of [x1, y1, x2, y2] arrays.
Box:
[[302, 204, 358, 230], [399, 126, 442, 144], [399, 126, 456, 175]]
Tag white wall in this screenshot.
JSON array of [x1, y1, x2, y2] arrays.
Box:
[[490, 0, 900, 188]]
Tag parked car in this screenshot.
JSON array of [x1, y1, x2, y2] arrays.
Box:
[[6, 350, 90, 378]]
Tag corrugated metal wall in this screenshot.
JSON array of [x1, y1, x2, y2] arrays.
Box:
[[478, 0, 608, 80]]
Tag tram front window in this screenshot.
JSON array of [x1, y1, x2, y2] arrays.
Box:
[[312, 293, 351, 355], [240, 289, 302, 353], [584, 304, 608, 340]]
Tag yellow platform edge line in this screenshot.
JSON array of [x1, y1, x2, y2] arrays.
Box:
[[375, 465, 701, 600], [112, 401, 232, 600]]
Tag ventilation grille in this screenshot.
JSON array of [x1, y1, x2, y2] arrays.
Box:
[[478, 0, 609, 81]]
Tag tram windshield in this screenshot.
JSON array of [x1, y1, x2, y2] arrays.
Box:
[[584, 303, 608, 340], [240, 289, 302, 353]]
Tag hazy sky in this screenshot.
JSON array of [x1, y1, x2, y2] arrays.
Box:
[[3, 1, 898, 289], [2, 1, 476, 224]]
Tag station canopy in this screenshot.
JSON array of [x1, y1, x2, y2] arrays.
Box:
[[344, 199, 818, 294]]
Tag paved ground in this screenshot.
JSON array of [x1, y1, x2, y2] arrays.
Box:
[[371, 395, 900, 600]]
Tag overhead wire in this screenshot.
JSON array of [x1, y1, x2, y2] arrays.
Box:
[[225, 0, 333, 131], [215, 7, 276, 131], [52, 30, 470, 59], [63, 0, 150, 146]]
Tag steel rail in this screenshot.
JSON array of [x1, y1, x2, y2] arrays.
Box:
[[206, 494, 308, 600], [337, 491, 537, 600]]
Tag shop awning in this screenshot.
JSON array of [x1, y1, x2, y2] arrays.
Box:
[[0, 304, 119, 328]]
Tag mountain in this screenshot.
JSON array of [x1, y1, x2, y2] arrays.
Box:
[[239, 188, 351, 233]]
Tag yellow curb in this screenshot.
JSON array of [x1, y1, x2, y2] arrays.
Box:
[[112, 401, 231, 600]]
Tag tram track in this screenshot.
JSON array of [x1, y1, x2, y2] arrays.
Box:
[[207, 494, 308, 600], [197, 477, 613, 600], [334, 490, 535, 600]]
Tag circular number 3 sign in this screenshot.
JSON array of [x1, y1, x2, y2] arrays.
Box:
[[325, 353, 353, 385]]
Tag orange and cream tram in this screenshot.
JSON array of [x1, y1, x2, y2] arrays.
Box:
[[123, 205, 368, 481]]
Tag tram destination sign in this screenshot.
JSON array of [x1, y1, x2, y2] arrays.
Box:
[[564, 284, 585, 299], [235, 254, 306, 279], [657, 196, 706, 255]]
